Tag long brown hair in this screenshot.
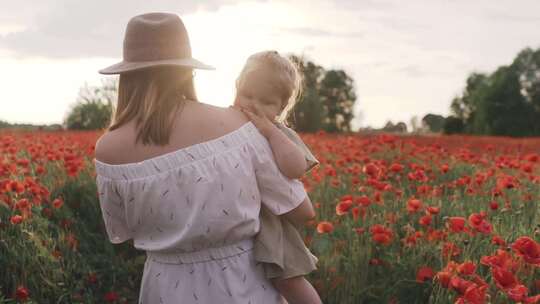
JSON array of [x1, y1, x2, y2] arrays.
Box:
[[108, 66, 198, 146]]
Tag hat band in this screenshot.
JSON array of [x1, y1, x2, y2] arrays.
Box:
[[124, 42, 192, 62]]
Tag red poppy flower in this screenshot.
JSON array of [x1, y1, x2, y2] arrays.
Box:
[[469, 212, 493, 234], [450, 276, 475, 295], [448, 217, 466, 233], [370, 224, 393, 246], [419, 214, 432, 226], [36, 165, 46, 175], [416, 266, 434, 283], [442, 242, 461, 258], [369, 258, 384, 266], [354, 227, 365, 235], [15, 198, 30, 210], [457, 261, 476, 276], [491, 266, 518, 290], [87, 272, 98, 284], [435, 271, 452, 288], [52, 197, 64, 209], [525, 294, 540, 303], [406, 198, 423, 213], [10, 215, 23, 225], [491, 235, 506, 247], [351, 207, 360, 221], [389, 163, 403, 173], [316, 221, 334, 234], [104, 291, 119, 302], [507, 284, 529, 302], [336, 199, 353, 216], [7, 180, 25, 193], [426, 206, 440, 215], [511, 236, 540, 266], [440, 164, 449, 173], [363, 163, 379, 177], [468, 213, 484, 227], [480, 249, 519, 272], [461, 284, 487, 304], [339, 194, 353, 202], [15, 285, 29, 301], [355, 195, 371, 207]]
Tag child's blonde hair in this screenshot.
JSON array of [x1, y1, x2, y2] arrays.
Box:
[[235, 50, 303, 123]]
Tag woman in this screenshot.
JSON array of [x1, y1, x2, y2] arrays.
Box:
[[93, 12, 317, 304]]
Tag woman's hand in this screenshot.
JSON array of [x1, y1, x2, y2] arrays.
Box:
[[233, 103, 277, 139]]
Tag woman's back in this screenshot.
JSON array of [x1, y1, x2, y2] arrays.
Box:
[[94, 100, 248, 165], [94, 101, 308, 303]]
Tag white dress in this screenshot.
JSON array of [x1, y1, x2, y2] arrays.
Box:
[[93, 121, 308, 304]]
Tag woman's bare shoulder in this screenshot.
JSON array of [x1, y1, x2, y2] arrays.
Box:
[[195, 101, 249, 130], [94, 101, 250, 164], [94, 126, 132, 164]]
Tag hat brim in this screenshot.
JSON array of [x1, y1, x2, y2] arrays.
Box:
[[98, 57, 215, 75]]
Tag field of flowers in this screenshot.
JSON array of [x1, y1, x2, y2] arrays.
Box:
[[1, 129, 539, 303]]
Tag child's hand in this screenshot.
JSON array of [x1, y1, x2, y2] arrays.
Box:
[[239, 104, 276, 139]]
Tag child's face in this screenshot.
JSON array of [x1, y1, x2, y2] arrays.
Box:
[[235, 71, 284, 122]]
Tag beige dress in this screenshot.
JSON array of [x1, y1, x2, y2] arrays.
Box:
[[94, 121, 308, 304], [253, 122, 320, 279]]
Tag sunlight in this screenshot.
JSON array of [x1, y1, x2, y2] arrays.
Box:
[[182, 2, 309, 107]]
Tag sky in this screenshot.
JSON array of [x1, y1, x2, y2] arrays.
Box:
[[1, 0, 540, 130]]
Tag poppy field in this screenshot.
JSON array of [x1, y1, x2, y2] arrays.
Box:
[[1, 129, 539, 303]]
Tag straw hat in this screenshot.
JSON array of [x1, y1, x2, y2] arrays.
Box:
[[98, 12, 214, 74]]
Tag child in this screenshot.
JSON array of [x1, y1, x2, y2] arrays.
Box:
[[231, 50, 322, 304]]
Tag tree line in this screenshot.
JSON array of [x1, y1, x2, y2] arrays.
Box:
[[62, 46, 540, 137], [422, 46, 540, 137], [64, 54, 358, 133]]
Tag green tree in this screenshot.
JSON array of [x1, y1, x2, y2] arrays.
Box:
[[421, 113, 445, 133], [512, 47, 540, 134], [65, 77, 117, 130], [319, 70, 356, 132], [443, 116, 464, 134], [473, 53, 540, 136], [381, 120, 407, 133], [287, 55, 357, 133], [287, 56, 326, 132], [449, 72, 489, 134], [449, 46, 540, 136]]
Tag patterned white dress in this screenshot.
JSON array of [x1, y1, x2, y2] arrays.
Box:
[[93, 121, 308, 304]]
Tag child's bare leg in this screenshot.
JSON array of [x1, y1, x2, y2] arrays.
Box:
[[271, 275, 322, 304]]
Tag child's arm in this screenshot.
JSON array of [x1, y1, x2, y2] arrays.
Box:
[[237, 105, 307, 179], [265, 125, 308, 179]]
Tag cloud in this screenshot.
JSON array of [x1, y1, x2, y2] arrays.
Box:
[[484, 11, 540, 24], [331, 0, 395, 11], [0, 0, 261, 59], [277, 27, 364, 38], [379, 16, 431, 32], [395, 64, 426, 77]]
